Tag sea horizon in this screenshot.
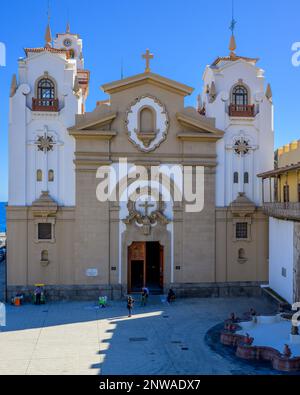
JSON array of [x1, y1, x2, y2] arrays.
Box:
[[0, 202, 7, 233]]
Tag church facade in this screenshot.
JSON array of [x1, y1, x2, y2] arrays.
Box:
[[6, 25, 274, 300]]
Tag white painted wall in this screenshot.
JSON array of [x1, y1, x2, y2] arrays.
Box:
[[9, 39, 85, 207], [203, 59, 274, 207], [269, 217, 294, 304]]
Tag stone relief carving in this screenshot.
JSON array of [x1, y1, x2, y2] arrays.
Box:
[[123, 198, 169, 236], [36, 134, 55, 153], [233, 136, 250, 156], [125, 95, 169, 152]]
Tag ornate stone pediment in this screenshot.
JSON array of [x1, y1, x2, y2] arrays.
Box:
[[32, 191, 58, 218], [125, 95, 169, 152], [123, 199, 169, 236], [230, 193, 256, 217]]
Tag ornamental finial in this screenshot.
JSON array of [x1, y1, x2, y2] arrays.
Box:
[[229, 0, 237, 56], [45, 0, 52, 47]]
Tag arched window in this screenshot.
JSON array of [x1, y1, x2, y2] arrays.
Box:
[[48, 170, 54, 182], [139, 107, 155, 133], [36, 169, 43, 182], [244, 172, 249, 184], [37, 78, 55, 106], [233, 172, 239, 184], [68, 49, 75, 59], [232, 85, 249, 106]]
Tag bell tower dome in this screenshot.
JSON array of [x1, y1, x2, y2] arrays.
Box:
[[54, 23, 84, 70]]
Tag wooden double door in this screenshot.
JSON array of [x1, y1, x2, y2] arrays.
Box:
[[128, 242, 164, 293]]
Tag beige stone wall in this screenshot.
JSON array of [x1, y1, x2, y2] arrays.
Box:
[[7, 207, 75, 287], [68, 78, 220, 293], [73, 170, 111, 285], [215, 208, 269, 283], [6, 74, 269, 296], [179, 169, 216, 283], [278, 140, 300, 167]]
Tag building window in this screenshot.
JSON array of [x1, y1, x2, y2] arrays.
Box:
[[234, 172, 239, 184], [283, 185, 290, 203], [36, 169, 43, 182], [68, 49, 75, 59], [48, 170, 54, 182], [37, 78, 55, 106], [236, 222, 248, 240], [232, 85, 249, 106], [244, 172, 249, 184], [38, 223, 52, 240]]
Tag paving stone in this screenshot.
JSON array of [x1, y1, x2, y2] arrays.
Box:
[[0, 296, 282, 375]]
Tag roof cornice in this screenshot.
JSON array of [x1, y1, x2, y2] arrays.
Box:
[[101, 72, 194, 97]]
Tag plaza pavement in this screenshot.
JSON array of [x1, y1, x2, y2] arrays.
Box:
[[0, 295, 276, 375]]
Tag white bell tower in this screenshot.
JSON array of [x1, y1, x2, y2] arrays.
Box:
[[9, 21, 90, 207], [201, 31, 274, 207], [54, 23, 84, 70]]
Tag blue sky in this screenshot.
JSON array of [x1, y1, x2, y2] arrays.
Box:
[[0, 0, 300, 201]]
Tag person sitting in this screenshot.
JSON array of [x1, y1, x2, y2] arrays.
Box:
[[167, 288, 176, 304], [11, 293, 24, 306]]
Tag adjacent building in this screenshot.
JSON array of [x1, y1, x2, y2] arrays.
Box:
[[259, 141, 300, 304]]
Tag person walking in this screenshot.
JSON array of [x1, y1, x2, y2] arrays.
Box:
[[141, 287, 149, 306], [34, 286, 42, 305], [127, 296, 134, 317]]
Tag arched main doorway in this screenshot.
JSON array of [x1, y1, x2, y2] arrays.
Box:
[[128, 241, 164, 294]]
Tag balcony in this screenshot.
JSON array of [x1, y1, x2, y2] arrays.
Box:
[[32, 98, 59, 112], [229, 104, 255, 117], [263, 202, 300, 221]]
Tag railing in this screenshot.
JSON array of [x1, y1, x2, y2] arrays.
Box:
[[263, 202, 300, 221], [229, 104, 255, 117], [32, 98, 59, 112]]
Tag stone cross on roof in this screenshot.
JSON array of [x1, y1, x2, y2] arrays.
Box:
[[142, 49, 154, 73]]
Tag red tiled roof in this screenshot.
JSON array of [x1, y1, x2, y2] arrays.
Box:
[[211, 53, 259, 67], [24, 46, 69, 57]]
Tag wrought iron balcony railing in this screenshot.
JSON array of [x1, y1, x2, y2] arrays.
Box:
[[263, 202, 300, 221], [32, 98, 59, 112], [229, 104, 255, 117]]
